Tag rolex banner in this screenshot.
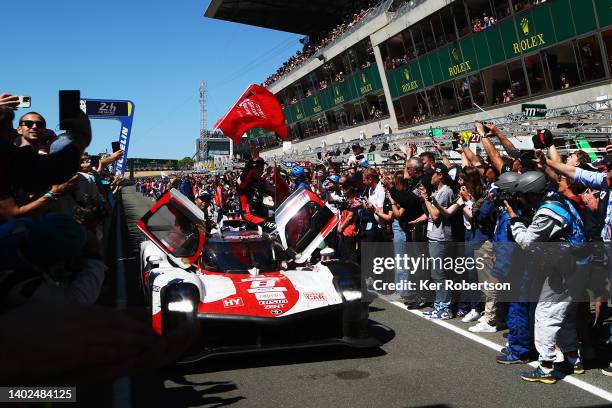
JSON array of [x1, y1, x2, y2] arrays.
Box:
[[214, 84, 288, 144]]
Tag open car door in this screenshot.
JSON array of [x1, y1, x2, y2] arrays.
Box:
[[137, 188, 206, 268], [275, 188, 339, 264]]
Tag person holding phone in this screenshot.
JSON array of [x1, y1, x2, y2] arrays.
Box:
[[0, 103, 90, 223], [420, 163, 456, 320], [16, 112, 48, 154]]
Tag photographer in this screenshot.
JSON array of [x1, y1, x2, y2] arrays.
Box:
[[471, 172, 535, 366], [505, 171, 586, 383]]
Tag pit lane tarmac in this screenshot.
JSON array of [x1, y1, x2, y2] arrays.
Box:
[[119, 186, 612, 408]]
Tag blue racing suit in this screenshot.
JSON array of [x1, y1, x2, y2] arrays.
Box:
[[492, 210, 533, 359]]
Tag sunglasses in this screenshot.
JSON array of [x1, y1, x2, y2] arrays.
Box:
[[20, 120, 46, 128]]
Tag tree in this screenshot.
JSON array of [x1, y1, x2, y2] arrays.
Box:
[[178, 156, 195, 169]]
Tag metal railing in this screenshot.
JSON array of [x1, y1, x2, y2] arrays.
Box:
[[268, 98, 612, 162], [389, 0, 430, 23], [267, 0, 394, 88]]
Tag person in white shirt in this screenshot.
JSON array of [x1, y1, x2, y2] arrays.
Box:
[[361, 168, 385, 241]]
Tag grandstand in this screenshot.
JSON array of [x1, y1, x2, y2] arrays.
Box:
[[205, 0, 612, 162]]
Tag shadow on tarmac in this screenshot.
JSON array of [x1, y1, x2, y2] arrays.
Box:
[[164, 319, 395, 377]]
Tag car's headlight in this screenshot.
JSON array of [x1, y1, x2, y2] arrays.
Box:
[[167, 299, 195, 312], [342, 289, 362, 302]]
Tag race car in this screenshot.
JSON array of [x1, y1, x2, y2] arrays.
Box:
[[136, 187, 379, 362]]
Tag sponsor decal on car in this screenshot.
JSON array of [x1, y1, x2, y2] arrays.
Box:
[[258, 299, 288, 305], [240, 277, 280, 282], [222, 297, 244, 308], [304, 292, 327, 301], [224, 234, 261, 240], [255, 292, 286, 301], [264, 304, 285, 310], [246, 278, 287, 293], [247, 287, 287, 293], [270, 309, 283, 315]]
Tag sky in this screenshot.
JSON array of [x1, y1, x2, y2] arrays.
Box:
[[4, 0, 301, 159]]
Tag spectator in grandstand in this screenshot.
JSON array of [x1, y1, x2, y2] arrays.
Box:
[[262, 3, 379, 87], [502, 91, 511, 103], [560, 73, 571, 89]]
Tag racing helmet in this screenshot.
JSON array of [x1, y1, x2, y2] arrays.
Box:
[[516, 171, 547, 194], [291, 166, 304, 177], [495, 171, 520, 192]]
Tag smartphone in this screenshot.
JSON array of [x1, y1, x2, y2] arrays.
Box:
[[90, 155, 100, 168], [17, 96, 31, 109], [59, 90, 81, 130], [451, 140, 460, 150], [356, 154, 364, 161], [111, 141, 121, 152]]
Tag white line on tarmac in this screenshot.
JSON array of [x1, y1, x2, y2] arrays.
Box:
[[385, 299, 612, 403]]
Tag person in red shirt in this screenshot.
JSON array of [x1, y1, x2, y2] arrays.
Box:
[[337, 186, 359, 263]]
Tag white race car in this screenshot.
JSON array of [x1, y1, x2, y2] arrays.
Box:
[[137, 187, 379, 362]]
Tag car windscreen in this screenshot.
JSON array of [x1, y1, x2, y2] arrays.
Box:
[[201, 240, 281, 273]]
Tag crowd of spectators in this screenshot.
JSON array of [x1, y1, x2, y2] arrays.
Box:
[[164, 123, 612, 384], [472, 13, 496, 33], [494, 88, 516, 105], [0, 92, 196, 383], [4, 84, 612, 386], [263, 3, 379, 87]]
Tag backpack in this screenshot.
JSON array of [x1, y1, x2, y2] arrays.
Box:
[[539, 197, 590, 262]]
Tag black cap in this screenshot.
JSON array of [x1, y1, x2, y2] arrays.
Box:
[[351, 143, 362, 150], [432, 162, 449, 175]]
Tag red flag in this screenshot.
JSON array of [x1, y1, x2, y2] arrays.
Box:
[[213, 84, 288, 144]]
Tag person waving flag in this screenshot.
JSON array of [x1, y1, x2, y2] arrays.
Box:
[[213, 84, 288, 144]]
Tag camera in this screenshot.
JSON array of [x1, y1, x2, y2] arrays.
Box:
[[494, 190, 518, 208], [336, 196, 350, 211]]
